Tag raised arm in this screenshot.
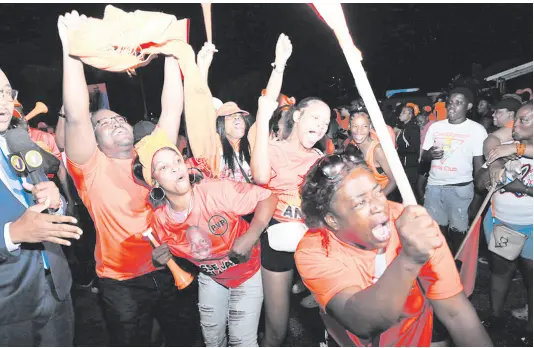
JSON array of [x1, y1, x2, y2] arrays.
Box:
[[264, 34, 292, 101], [58, 11, 96, 165], [250, 97, 279, 185], [157, 56, 183, 144], [55, 105, 66, 151], [197, 42, 217, 85]]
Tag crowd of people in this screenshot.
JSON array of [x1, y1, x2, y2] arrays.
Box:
[[0, 7, 532, 348]]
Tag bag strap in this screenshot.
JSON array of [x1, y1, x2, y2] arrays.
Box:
[[234, 153, 252, 184]]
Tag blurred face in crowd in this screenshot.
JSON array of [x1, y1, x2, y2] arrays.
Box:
[[492, 108, 514, 128], [325, 168, 390, 251], [447, 93, 472, 124], [512, 104, 533, 142], [93, 109, 134, 153], [349, 112, 371, 144], [415, 113, 430, 129], [151, 148, 190, 196], [224, 113, 246, 141], [477, 99, 491, 115], [294, 100, 330, 149], [0, 70, 15, 133], [399, 106, 414, 124]]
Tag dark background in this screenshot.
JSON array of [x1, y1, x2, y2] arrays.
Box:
[[0, 3, 531, 126]]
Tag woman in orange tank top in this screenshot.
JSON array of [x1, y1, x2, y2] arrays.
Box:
[[344, 110, 397, 196]]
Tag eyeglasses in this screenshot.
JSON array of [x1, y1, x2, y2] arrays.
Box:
[[0, 88, 18, 102], [94, 115, 127, 129], [224, 114, 245, 121], [316, 146, 364, 180]]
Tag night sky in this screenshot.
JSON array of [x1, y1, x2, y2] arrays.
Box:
[[0, 3, 531, 126]]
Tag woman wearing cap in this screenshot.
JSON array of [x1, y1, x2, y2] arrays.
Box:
[[295, 146, 492, 347], [343, 108, 397, 196], [133, 127, 278, 347]]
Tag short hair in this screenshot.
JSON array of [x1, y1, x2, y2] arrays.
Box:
[[450, 87, 475, 104]]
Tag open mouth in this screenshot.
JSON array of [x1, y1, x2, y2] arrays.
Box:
[[371, 220, 391, 242]]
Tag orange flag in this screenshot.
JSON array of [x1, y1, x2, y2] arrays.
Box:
[[457, 217, 481, 297]]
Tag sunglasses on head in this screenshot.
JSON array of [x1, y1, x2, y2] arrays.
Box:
[[316, 145, 364, 180]]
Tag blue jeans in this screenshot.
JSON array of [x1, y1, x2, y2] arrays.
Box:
[[424, 183, 474, 232], [198, 270, 263, 347]]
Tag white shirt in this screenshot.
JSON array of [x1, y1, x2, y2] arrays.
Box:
[[494, 156, 533, 225], [422, 119, 487, 185]]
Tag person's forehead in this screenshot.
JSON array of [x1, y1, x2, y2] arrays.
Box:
[[94, 109, 119, 120], [0, 70, 10, 86], [450, 93, 467, 101], [518, 107, 533, 118], [337, 168, 375, 200]]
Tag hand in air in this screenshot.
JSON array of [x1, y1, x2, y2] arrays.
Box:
[[275, 33, 293, 66], [197, 42, 218, 74], [58, 10, 88, 52]]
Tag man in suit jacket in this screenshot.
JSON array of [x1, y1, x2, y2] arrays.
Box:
[[0, 68, 83, 346]]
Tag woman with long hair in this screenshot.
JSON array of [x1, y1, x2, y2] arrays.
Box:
[[295, 146, 492, 347], [133, 128, 278, 346], [343, 108, 397, 196], [251, 93, 331, 346]]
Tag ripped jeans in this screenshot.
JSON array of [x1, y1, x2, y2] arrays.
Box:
[[198, 270, 263, 347]]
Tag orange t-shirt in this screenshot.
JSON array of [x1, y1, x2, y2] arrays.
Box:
[[265, 140, 321, 222], [295, 201, 463, 347], [29, 128, 62, 161], [343, 139, 389, 190], [67, 149, 156, 280], [152, 179, 272, 288]]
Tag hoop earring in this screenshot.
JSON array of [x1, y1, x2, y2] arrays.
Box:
[[150, 186, 166, 202], [188, 167, 204, 184]]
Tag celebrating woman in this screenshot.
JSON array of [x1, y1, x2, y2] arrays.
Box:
[[294, 146, 492, 347], [133, 128, 278, 347], [251, 91, 331, 345], [295, 146, 491, 346], [344, 108, 397, 196]]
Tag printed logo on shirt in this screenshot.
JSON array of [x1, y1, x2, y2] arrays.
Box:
[[436, 135, 465, 164], [208, 215, 229, 236], [186, 225, 213, 260], [199, 258, 237, 277], [511, 163, 533, 198], [282, 205, 303, 220]]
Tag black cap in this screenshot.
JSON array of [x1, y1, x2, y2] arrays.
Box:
[[133, 120, 156, 144], [493, 98, 522, 112]]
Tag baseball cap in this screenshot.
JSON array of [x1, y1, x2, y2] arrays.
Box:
[[133, 120, 156, 144], [216, 102, 250, 118], [494, 98, 522, 112]]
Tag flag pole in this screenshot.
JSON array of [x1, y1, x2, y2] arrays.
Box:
[[312, 3, 417, 206]]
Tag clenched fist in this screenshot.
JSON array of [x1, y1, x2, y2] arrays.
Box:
[[152, 243, 173, 268], [396, 206, 442, 266]]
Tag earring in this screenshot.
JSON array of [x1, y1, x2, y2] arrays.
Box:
[[150, 185, 165, 202]]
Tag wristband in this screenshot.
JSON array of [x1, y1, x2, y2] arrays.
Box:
[[271, 62, 286, 73]]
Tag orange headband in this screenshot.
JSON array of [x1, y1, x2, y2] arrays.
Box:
[[134, 127, 182, 187], [406, 103, 420, 116]]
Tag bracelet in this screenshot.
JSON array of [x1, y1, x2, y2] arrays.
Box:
[[271, 62, 286, 73], [516, 143, 526, 157]]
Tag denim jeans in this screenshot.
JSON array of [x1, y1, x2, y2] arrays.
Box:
[[198, 270, 263, 347], [424, 183, 474, 232]]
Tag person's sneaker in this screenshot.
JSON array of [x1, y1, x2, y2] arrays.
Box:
[[512, 305, 528, 321], [300, 294, 319, 308], [292, 280, 307, 295]]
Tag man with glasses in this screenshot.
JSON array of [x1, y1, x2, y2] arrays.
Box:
[[59, 11, 199, 346], [0, 68, 82, 346]]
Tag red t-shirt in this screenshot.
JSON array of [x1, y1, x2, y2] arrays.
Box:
[[152, 179, 272, 288], [295, 201, 463, 347]]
